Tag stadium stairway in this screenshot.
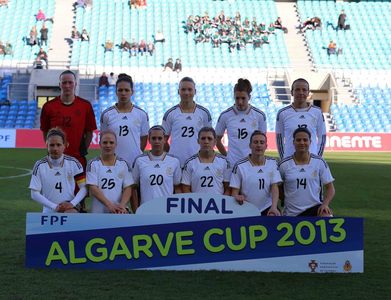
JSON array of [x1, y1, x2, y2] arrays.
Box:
[[275, 1, 313, 73], [47, 0, 74, 66]]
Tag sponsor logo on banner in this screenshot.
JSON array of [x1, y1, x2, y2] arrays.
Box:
[[0, 129, 16, 148]]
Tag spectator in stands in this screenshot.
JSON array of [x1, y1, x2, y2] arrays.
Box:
[[130, 39, 138, 56], [75, 0, 86, 10], [98, 72, 109, 87], [108, 72, 116, 86], [274, 17, 288, 33], [36, 8, 54, 23], [71, 26, 80, 40], [104, 39, 114, 52], [0, 0, 9, 8], [154, 30, 165, 43], [81, 29, 90, 42], [173, 59, 182, 73], [138, 39, 147, 56], [0, 41, 5, 55], [163, 58, 173, 71], [327, 40, 337, 55], [120, 38, 131, 52], [40, 23, 48, 46], [36, 48, 48, 69], [299, 17, 322, 32], [29, 26, 38, 46], [33, 57, 44, 69], [4, 42, 12, 55], [147, 41, 154, 56], [338, 10, 347, 30]]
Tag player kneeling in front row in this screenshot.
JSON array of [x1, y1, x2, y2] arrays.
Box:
[[86, 130, 134, 213], [278, 127, 335, 217], [131, 125, 182, 212], [182, 127, 231, 195], [230, 130, 282, 216], [29, 128, 87, 213]]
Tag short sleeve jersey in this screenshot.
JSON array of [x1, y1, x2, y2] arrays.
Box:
[[162, 104, 212, 167], [100, 105, 150, 166], [132, 153, 181, 205], [215, 105, 267, 166], [86, 157, 134, 213], [276, 104, 326, 159], [230, 156, 282, 212], [278, 154, 334, 216], [182, 153, 231, 194], [29, 155, 84, 213], [40, 96, 97, 161]]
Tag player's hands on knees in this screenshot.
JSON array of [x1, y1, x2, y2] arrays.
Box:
[[267, 207, 281, 216], [318, 204, 333, 217], [234, 195, 246, 205]]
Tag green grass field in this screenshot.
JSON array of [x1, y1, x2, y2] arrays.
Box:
[[0, 149, 390, 300]]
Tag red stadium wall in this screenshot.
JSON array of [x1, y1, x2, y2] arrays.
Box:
[[1, 129, 391, 152]]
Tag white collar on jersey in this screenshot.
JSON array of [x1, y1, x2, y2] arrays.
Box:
[[47, 155, 64, 168], [233, 104, 251, 115]]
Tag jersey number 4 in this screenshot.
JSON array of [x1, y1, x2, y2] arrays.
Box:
[[55, 182, 63, 193]]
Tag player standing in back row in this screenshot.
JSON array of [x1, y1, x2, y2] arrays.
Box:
[[276, 78, 326, 159], [216, 78, 267, 166], [162, 77, 212, 167]]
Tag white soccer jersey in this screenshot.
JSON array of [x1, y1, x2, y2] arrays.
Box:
[[86, 157, 134, 213], [100, 105, 150, 166], [29, 155, 84, 213], [276, 104, 326, 159], [182, 153, 230, 194], [132, 153, 181, 205], [278, 154, 334, 216], [230, 156, 282, 212], [215, 105, 267, 166], [162, 104, 212, 167]]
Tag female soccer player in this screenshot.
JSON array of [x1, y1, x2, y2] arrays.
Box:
[[230, 130, 281, 216], [278, 127, 335, 216], [131, 125, 182, 211], [162, 77, 212, 167], [29, 128, 87, 213], [216, 78, 267, 166], [100, 73, 150, 166], [182, 127, 230, 195], [86, 130, 134, 213]]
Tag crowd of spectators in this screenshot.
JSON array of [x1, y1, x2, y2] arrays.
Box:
[[184, 11, 283, 52]]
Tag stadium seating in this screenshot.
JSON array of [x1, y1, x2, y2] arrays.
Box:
[[71, 0, 290, 69], [0, 0, 55, 67], [297, 0, 391, 70]]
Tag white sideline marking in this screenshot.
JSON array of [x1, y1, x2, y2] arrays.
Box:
[[0, 165, 32, 179]]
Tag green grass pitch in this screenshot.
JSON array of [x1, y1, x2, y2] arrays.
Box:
[[0, 149, 390, 299]]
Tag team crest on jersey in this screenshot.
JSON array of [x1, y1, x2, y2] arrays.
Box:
[[312, 170, 318, 177], [251, 120, 257, 128], [216, 169, 223, 177], [133, 119, 141, 126], [312, 116, 317, 126], [67, 173, 73, 182], [197, 118, 203, 127], [166, 167, 173, 176], [118, 172, 124, 179]]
